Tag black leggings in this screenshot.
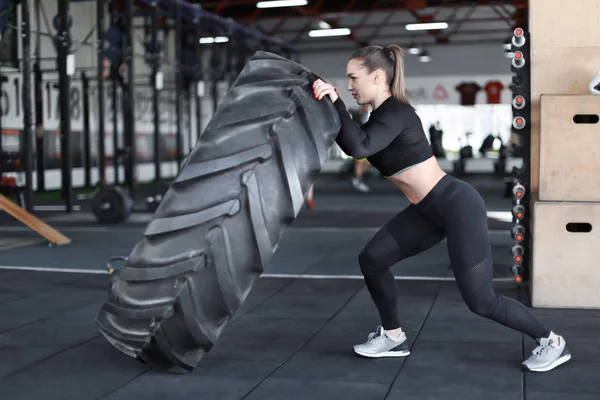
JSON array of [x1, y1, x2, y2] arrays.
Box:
[[358, 174, 550, 340]]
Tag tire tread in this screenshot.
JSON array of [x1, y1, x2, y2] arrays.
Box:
[[95, 51, 341, 372]]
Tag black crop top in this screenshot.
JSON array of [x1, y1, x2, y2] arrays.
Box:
[[332, 96, 433, 177]]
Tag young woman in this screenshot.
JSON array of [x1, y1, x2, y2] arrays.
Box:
[[311, 44, 571, 373]]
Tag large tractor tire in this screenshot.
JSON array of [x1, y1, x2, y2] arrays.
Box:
[[95, 51, 342, 373]]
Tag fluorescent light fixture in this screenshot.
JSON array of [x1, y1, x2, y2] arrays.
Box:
[[308, 28, 351, 37], [405, 22, 449, 31], [257, 0, 307, 8], [199, 36, 229, 44]]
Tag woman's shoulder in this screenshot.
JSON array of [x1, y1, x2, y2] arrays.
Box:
[[393, 97, 416, 110], [377, 97, 416, 117]]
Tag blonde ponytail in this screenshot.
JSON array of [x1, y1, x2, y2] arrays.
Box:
[[386, 45, 407, 102]]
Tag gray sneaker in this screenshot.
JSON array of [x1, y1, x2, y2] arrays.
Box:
[[352, 178, 371, 193], [353, 326, 410, 358], [522, 335, 571, 372]]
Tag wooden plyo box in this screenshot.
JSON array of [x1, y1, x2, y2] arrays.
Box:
[[532, 201, 600, 309], [539, 94, 600, 201], [530, 0, 600, 49], [528, 0, 600, 198]]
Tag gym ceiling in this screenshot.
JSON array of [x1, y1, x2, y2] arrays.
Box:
[[194, 0, 529, 52]]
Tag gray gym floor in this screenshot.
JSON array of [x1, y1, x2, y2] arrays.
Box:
[[0, 173, 598, 399]]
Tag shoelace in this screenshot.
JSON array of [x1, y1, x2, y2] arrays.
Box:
[[367, 326, 386, 343], [532, 339, 554, 357]]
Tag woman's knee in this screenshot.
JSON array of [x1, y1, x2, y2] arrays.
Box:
[[358, 247, 376, 275], [464, 290, 499, 318], [358, 245, 390, 278]]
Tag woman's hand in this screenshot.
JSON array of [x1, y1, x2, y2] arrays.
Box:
[[312, 79, 339, 102]]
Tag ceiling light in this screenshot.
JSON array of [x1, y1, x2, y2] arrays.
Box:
[[318, 21, 331, 29], [405, 22, 449, 31], [256, 0, 308, 8], [408, 43, 420, 55], [308, 28, 351, 38], [418, 50, 431, 62], [199, 36, 229, 44]]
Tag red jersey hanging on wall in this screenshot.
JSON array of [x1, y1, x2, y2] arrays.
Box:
[[455, 82, 481, 105], [484, 80, 505, 104]]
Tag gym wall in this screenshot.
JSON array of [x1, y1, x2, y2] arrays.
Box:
[[300, 43, 512, 78]]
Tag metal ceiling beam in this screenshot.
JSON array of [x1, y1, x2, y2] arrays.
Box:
[[268, 17, 290, 35], [295, 37, 509, 54], [323, 7, 374, 47], [215, 0, 230, 13], [198, 0, 527, 19], [511, 5, 528, 30], [489, 3, 514, 26], [287, 0, 326, 44], [442, 5, 478, 40], [241, 8, 263, 26]]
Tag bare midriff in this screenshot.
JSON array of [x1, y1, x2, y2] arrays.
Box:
[[385, 156, 447, 204]]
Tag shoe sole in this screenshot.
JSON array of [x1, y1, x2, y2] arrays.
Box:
[[522, 353, 572, 372], [354, 349, 410, 358]]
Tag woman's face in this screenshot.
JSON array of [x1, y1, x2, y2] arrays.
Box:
[[346, 59, 379, 105]]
